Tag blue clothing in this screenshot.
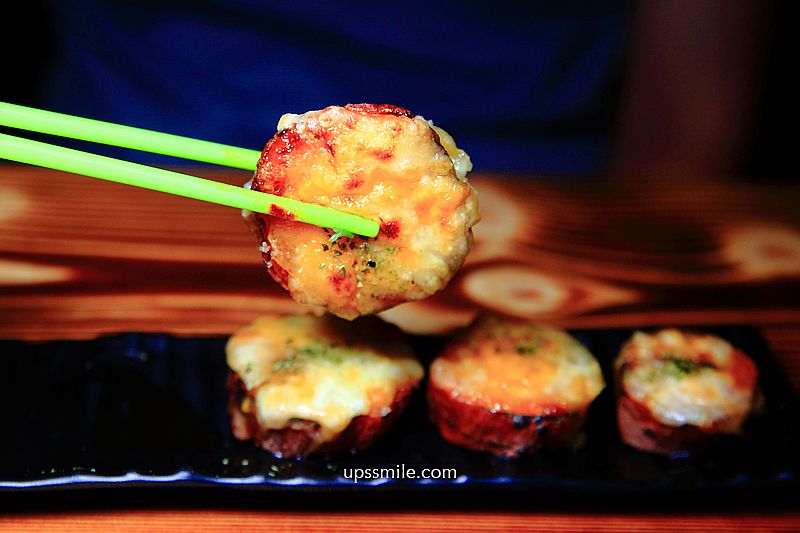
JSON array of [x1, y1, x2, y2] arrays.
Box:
[[44, 1, 631, 175]]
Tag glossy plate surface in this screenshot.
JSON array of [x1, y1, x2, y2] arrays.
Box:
[[0, 326, 797, 492]]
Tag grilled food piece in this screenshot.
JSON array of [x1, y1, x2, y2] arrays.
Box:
[[226, 314, 423, 457], [428, 315, 605, 458], [615, 329, 759, 455], [250, 103, 480, 320]]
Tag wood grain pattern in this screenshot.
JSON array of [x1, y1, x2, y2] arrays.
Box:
[[1, 165, 799, 531], [1, 511, 799, 532], [2, 169, 800, 337]]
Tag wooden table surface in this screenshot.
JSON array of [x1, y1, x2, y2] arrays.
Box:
[[1, 166, 799, 531]]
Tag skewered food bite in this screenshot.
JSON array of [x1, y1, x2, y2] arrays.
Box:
[[249, 104, 480, 320], [428, 315, 605, 458], [615, 329, 759, 455], [226, 314, 423, 458]]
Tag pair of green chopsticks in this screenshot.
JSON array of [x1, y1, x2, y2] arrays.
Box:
[[0, 102, 379, 237]]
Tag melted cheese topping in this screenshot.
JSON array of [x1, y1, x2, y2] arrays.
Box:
[[226, 315, 423, 449], [252, 105, 480, 320], [616, 329, 758, 431], [430, 316, 605, 414], [279, 111, 473, 181], [421, 118, 473, 181]]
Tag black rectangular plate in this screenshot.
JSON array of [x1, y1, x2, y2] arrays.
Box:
[[0, 326, 797, 493]]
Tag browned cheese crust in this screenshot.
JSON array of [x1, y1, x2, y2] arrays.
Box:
[[226, 314, 424, 457], [228, 374, 415, 457], [614, 329, 759, 455], [427, 315, 605, 458], [249, 104, 479, 319], [427, 379, 584, 458]]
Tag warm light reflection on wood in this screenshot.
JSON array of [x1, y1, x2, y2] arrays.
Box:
[[0, 169, 798, 348]]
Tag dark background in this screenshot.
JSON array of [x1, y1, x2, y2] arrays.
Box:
[[2, 1, 797, 179]]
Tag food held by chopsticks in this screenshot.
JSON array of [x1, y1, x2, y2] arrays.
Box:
[[226, 314, 423, 458], [428, 315, 605, 458], [615, 329, 760, 455], [0, 101, 379, 238], [248, 104, 480, 320]]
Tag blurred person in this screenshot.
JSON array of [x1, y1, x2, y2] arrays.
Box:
[[32, 0, 633, 175], [611, 0, 765, 181], [5, 1, 769, 179]]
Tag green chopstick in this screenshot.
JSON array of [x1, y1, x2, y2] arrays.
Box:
[[0, 101, 261, 170], [0, 133, 380, 237]]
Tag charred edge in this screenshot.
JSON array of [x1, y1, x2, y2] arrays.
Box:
[[615, 377, 711, 455], [427, 382, 584, 458], [227, 375, 416, 457], [510, 414, 531, 429], [226, 374, 260, 442]]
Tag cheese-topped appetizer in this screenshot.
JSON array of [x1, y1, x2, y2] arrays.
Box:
[[226, 314, 424, 457], [615, 329, 759, 455], [428, 315, 605, 458], [249, 104, 480, 320]]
